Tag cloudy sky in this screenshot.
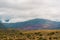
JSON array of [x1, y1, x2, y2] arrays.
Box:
[[0, 0, 60, 23]]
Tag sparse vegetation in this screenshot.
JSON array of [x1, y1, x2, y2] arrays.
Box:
[[0, 29, 60, 40]]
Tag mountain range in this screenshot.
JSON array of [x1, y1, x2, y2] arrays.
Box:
[[0, 18, 60, 30]]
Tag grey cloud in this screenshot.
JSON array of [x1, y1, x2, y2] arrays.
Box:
[[0, 0, 33, 10], [0, 0, 60, 23]]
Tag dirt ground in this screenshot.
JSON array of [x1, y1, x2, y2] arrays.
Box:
[[0, 29, 60, 40]]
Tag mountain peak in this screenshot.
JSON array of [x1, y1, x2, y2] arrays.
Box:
[[2, 18, 60, 30]]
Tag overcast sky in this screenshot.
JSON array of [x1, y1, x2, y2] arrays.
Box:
[[0, 0, 60, 23]]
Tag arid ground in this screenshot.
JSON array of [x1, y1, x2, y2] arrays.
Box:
[[0, 29, 60, 40]]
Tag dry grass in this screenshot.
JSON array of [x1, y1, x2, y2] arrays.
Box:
[[0, 29, 60, 40]]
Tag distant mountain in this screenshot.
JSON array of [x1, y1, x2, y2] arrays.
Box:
[[0, 23, 6, 29], [3, 18, 60, 30]]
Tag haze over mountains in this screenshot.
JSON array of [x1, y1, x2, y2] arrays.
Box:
[[0, 0, 60, 30], [0, 18, 60, 30]]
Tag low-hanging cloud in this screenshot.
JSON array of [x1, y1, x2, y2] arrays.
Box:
[[0, 0, 60, 23]]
